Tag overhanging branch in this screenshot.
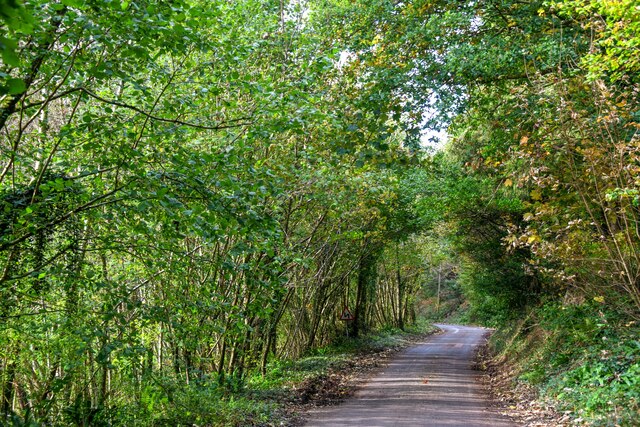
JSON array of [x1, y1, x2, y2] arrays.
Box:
[[80, 87, 254, 130]]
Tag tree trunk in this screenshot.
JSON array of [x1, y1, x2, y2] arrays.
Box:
[[352, 244, 379, 338]]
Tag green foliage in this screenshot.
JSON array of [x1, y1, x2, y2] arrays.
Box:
[[137, 381, 274, 427], [549, 0, 640, 82], [0, 0, 435, 424], [491, 301, 640, 425], [534, 303, 640, 425], [421, 155, 539, 325], [3, 0, 639, 424], [0, 0, 34, 73]]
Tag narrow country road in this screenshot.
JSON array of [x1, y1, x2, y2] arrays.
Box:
[[304, 324, 517, 427]]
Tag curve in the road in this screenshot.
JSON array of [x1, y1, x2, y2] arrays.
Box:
[[304, 324, 517, 427]]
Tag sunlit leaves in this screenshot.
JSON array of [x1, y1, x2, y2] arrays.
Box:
[[0, 0, 437, 423], [548, 0, 640, 81]]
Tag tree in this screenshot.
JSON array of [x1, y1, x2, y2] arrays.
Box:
[[1, 1, 433, 423]]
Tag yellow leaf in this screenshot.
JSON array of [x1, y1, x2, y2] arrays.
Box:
[[520, 135, 529, 144], [530, 189, 542, 201], [527, 235, 540, 244], [523, 212, 534, 221], [504, 178, 513, 187], [593, 296, 605, 303]]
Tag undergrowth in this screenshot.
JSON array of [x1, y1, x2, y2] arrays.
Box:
[[1, 326, 435, 427], [117, 324, 435, 427], [489, 300, 640, 426]]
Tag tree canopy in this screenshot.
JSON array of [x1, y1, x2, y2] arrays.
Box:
[[1, 0, 639, 425]]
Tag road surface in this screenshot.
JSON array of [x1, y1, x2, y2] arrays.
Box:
[[304, 324, 516, 427]]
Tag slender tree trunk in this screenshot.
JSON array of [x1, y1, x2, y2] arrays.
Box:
[[436, 265, 442, 312], [396, 243, 405, 330], [352, 245, 378, 338], [1, 360, 16, 415]]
